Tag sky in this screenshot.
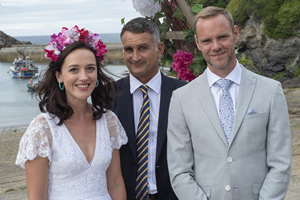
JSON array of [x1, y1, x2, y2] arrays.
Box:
[[0, 0, 142, 37]]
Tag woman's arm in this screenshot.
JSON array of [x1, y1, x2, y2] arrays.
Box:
[[106, 149, 126, 200], [25, 156, 49, 200]]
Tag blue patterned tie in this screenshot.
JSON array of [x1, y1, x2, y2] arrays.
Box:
[[216, 79, 234, 144], [135, 85, 150, 200]]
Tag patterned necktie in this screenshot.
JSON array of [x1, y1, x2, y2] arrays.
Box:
[[216, 79, 234, 144], [135, 85, 150, 200]]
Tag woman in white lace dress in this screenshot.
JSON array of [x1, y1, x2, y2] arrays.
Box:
[[15, 26, 128, 200]]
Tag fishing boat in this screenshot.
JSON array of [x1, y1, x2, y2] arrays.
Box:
[[10, 57, 38, 78]]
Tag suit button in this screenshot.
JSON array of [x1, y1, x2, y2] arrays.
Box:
[[227, 157, 233, 163], [225, 185, 231, 191]]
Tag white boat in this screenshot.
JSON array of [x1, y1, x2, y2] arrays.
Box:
[[10, 57, 38, 78]]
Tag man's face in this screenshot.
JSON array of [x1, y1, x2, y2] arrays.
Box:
[[121, 31, 164, 84], [195, 14, 239, 76]]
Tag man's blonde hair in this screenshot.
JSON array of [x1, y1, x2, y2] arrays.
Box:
[[194, 6, 234, 32]]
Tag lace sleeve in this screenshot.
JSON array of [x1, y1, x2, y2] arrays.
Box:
[[105, 110, 128, 149], [15, 114, 52, 169]]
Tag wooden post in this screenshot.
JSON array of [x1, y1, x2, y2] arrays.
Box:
[[161, 31, 184, 40], [175, 0, 195, 28]]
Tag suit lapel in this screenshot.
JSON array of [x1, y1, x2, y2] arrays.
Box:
[[195, 71, 228, 145], [229, 67, 256, 146], [117, 77, 137, 162], [156, 74, 173, 163]]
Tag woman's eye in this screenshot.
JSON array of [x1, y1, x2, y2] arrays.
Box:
[[87, 67, 96, 72], [69, 68, 78, 72]]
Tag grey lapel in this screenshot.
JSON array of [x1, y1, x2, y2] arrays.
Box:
[[194, 70, 228, 145], [229, 67, 256, 146]]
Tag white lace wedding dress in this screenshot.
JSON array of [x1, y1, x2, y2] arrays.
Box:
[[16, 110, 128, 200]]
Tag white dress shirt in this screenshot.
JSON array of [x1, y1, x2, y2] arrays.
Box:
[[206, 60, 242, 116], [129, 70, 161, 194]]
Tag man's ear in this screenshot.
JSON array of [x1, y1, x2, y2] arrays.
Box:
[[157, 42, 164, 58], [233, 25, 239, 44], [195, 34, 202, 52]]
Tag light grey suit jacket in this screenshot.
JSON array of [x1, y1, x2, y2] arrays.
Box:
[[167, 66, 291, 200]]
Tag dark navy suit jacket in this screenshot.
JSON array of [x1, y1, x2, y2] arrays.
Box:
[[113, 73, 186, 200]]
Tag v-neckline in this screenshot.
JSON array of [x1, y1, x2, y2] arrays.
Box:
[[62, 119, 99, 166]]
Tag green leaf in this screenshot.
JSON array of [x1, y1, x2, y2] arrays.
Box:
[[159, 19, 169, 32], [193, 55, 203, 63], [121, 18, 125, 25], [191, 4, 203, 14], [172, 7, 185, 21], [190, 0, 203, 5], [183, 30, 190, 38], [184, 29, 196, 43], [155, 12, 165, 19]]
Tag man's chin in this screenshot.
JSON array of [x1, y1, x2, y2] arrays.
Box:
[[209, 62, 228, 70]]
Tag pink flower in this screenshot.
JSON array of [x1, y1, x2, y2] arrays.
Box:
[[171, 50, 197, 82], [44, 25, 107, 62]]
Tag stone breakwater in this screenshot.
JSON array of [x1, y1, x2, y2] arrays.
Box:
[[0, 43, 124, 65]]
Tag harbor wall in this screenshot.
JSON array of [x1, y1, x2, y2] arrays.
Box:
[[0, 43, 124, 65]]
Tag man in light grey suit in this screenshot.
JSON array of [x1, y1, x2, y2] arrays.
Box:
[[167, 6, 291, 200]]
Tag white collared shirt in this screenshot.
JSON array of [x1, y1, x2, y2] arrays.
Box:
[[206, 60, 242, 116], [130, 70, 161, 194]]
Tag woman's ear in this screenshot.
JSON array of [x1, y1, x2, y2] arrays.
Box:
[[55, 70, 62, 83]]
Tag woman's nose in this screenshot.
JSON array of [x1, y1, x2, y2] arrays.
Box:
[[79, 70, 88, 80]]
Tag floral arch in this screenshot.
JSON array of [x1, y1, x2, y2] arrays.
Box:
[[129, 0, 207, 81]]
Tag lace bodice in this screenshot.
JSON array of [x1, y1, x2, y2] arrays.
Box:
[[16, 110, 127, 200]]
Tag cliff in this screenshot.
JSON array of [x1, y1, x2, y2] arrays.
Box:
[[236, 16, 300, 83], [226, 0, 300, 86], [0, 31, 24, 48]]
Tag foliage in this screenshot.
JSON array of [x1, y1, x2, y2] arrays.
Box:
[[122, 0, 299, 81], [273, 72, 286, 81], [228, 0, 300, 39], [237, 53, 260, 74], [295, 66, 300, 77], [148, 0, 207, 81]]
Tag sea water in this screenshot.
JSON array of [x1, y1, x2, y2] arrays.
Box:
[[14, 33, 121, 45], [0, 62, 127, 128]]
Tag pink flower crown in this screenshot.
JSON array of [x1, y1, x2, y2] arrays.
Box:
[[44, 25, 107, 62]]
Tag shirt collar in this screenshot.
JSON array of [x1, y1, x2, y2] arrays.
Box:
[[206, 59, 242, 87], [129, 70, 161, 94]]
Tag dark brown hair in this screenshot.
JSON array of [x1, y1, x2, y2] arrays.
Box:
[[38, 41, 116, 125]]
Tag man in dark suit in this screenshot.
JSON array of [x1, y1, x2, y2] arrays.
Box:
[[113, 17, 186, 200]]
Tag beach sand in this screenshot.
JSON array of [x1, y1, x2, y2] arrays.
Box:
[[0, 88, 299, 200]]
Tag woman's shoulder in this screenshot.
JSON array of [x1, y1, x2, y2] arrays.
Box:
[[103, 110, 128, 149], [103, 109, 117, 119]]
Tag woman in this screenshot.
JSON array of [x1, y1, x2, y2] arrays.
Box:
[[16, 25, 127, 200]]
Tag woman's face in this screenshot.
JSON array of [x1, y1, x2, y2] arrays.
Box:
[[55, 48, 98, 105]]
